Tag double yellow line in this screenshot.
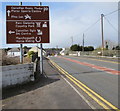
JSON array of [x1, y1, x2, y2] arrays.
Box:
[[49, 59, 119, 110]]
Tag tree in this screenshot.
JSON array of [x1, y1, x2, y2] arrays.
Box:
[[70, 44, 94, 51], [70, 44, 80, 51], [84, 47, 88, 51], [23, 46, 28, 49], [23, 46, 28, 54], [112, 45, 120, 50], [112, 47, 115, 50], [87, 46, 94, 51], [79, 46, 83, 51], [5, 48, 11, 51], [115, 45, 120, 50]]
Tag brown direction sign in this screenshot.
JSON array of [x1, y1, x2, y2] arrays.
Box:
[[6, 6, 49, 44]]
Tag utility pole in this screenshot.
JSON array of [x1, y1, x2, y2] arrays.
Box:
[[82, 33, 84, 52], [101, 14, 104, 56], [19, 2, 23, 64], [56, 45, 58, 49], [39, 2, 43, 75], [71, 36, 73, 46]]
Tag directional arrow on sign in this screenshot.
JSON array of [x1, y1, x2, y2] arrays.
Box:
[[8, 30, 15, 34], [7, 10, 11, 17]]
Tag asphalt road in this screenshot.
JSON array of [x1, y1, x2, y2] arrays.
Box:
[[49, 56, 119, 109]]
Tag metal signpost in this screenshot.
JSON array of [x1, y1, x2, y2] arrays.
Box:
[[19, 2, 23, 64], [39, 2, 43, 75], [6, 4, 49, 75]]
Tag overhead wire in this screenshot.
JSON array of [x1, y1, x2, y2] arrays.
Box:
[[73, 18, 100, 38], [104, 16, 118, 32], [73, 8, 119, 38], [104, 8, 120, 16], [83, 18, 101, 33]]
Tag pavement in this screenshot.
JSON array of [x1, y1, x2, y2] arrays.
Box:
[[2, 58, 92, 109]]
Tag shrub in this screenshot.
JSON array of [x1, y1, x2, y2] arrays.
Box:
[[27, 51, 35, 58], [70, 44, 81, 51], [70, 44, 94, 51]]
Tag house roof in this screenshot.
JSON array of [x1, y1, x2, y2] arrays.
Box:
[[8, 48, 20, 52]]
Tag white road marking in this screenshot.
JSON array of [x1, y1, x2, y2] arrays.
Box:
[[59, 73, 96, 109]]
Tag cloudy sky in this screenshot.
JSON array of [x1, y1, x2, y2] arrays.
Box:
[[0, 1, 118, 48]]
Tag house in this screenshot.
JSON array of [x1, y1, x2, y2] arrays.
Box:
[[28, 46, 46, 57], [7, 48, 20, 57], [60, 48, 70, 55], [45, 48, 62, 56], [60, 48, 81, 56]]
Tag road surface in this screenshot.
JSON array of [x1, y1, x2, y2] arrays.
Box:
[[49, 56, 119, 109]]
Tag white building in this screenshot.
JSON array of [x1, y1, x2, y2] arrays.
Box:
[[60, 48, 69, 55], [7, 48, 20, 57]]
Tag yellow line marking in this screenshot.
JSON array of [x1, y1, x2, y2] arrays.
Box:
[[73, 56, 119, 64], [60, 67, 118, 110], [56, 67, 110, 109], [60, 73, 96, 109], [49, 59, 119, 110]]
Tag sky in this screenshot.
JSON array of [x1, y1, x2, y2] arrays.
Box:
[[0, 1, 119, 49]]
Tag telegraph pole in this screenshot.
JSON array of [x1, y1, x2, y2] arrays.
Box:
[[71, 36, 73, 46], [39, 2, 43, 75], [101, 14, 104, 56], [82, 33, 84, 52], [56, 45, 58, 49], [19, 2, 23, 64]]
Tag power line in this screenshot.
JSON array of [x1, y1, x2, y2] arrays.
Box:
[[104, 16, 118, 32], [104, 9, 120, 16], [74, 18, 100, 38], [73, 9, 118, 38], [83, 18, 100, 33], [79, 9, 119, 35]]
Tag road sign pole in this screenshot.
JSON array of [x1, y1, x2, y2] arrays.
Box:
[[20, 44, 23, 63], [40, 43, 43, 75], [19, 2, 23, 64], [39, 2, 43, 75]]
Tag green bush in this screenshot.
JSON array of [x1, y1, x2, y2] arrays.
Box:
[[70, 44, 82, 51], [70, 44, 94, 51], [27, 51, 35, 58]]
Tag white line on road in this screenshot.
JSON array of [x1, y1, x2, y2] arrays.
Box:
[[59, 73, 96, 109]]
